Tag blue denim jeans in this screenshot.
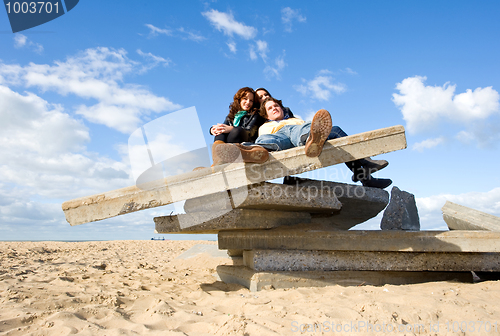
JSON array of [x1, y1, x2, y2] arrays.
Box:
[[254, 122, 348, 151]]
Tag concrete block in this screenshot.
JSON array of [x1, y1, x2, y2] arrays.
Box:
[[227, 249, 244, 257], [381, 186, 420, 230], [183, 182, 342, 214], [242, 249, 500, 272], [62, 125, 406, 225], [218, 229, 500, 252], [442, 201, 500, 231], [154, 209, 311, 234], [282, 177, 389, 230], [216, 265, 472, 292]]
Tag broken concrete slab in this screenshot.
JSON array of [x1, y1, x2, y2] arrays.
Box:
[[216, 265, 472, 291], [282, 177, 389, 230], [442, 201, 500, 231], [218, 229, 500, 252], [242, 249, 500, 272], [62, 125, 406, 225], [381, 186, 420, 230], [154, 209, 311, 234], [183, 182, 342, 214]]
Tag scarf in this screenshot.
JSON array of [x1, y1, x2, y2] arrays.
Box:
[[233, 110, 248, 127]]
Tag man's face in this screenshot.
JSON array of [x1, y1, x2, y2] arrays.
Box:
[[265, 100, 284, 121]]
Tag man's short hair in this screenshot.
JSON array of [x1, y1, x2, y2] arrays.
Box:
[[259, 97, 284, 118]]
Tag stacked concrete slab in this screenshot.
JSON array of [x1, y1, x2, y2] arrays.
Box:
[[218, 230, 500, 291], [153, 178, 500, 291], [63, 125, 500, 290], [154, 180, 389, 233]]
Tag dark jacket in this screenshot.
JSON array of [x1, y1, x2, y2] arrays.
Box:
[[211, 112, 266, 142]]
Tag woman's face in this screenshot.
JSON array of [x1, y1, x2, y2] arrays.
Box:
[[256, 90, 270, 104], [265, 100, 284, 121], [239, 92, 254, 111]]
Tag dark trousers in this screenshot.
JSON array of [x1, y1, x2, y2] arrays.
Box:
[[214, 127, 250, 143]]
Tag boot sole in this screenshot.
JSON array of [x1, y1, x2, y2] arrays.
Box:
[[213, 143, 241, 165], [235, 144, 269, 163], [361, 178, 393, 189], [362, 159, 389, 172], [305, 109, 332, 157]]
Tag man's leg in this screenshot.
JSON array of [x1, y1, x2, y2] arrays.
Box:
[[255, 132, 294, 151], [291, 109, 332, 157], [328, 125, 348, 139]]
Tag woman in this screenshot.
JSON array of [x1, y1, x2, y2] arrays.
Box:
[[210, 87, 265, 144], [209, 87, 268, 165]]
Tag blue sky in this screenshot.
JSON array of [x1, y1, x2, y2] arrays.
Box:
[[1, 1, 499, 240]]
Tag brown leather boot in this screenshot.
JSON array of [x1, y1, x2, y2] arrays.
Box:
[[211, 140, 230, 165], [304, 109, 332, 157], [234, 144, 269, 163], [213, 142, 269, 165]]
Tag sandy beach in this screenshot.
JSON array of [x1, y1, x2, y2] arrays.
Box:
[[1, 240, 500, 336]]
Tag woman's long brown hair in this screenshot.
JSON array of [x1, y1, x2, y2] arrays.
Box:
[[228, 87, 257, 121]]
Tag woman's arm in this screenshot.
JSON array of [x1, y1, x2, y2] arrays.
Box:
[[211, 123, 234, 135], [210, 116, 234, 135]]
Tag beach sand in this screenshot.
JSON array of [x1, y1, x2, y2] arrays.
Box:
[[1, 240, 500, 336]]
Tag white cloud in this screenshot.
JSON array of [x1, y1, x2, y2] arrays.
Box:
[[0, 84, 130, 201], [264, 52, 287, 80], [0, 83, 143, 240], [318, 69, 333, 75], [294, 72, 346, 101], [249, 45, 257, 60], [202, 9, 257, 40], [0, 49, 193, 240], [177, 27, 206, 42], [454, 119, 500, 148], [137, 49, 171, 66], [255, 40, 269, 61], [0, 85, 88, 156], [412, 137, 445, 152], [145, 24, 172, 36], [393, 76, 500, 134], [75, 103, 143, 134], [249, 40, 269, 62], [145, 24, 205, 42], [342, 67, 357, 75], [303, 109, 318, 122], [13, 34, 43, 53], [281, 7, 306, 33], [136, 49, 172, 72], [0, 47, 181, 133], [227, 42, 237, 54], [14, 34, 27, 47]]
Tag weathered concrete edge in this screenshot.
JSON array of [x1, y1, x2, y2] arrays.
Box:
[[216, 265, 472, 292], [243, 249, 500, 272], [442, 201, 500, 231], [183, 181, 343, 214], [154, 209, 311, 234], [218, 230, 500, 253], [63, 125, 406, 225]]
